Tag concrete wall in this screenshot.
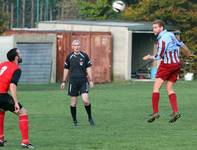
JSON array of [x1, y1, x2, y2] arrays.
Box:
[[0, 36, 15, 62], [38, 23, 131, 80], [0, 34, 56, 83]]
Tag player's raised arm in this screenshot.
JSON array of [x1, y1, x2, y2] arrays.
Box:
[[143, 37, 167, 61], [142, 54, 155, 61], [180, 44, 194, 57], [175, 34, 194, 57]]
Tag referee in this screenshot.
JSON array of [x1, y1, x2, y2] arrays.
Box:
[[60, 40, 95, 126]]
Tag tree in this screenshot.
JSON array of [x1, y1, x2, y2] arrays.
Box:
[[122, 0, 197, 52], [56, 0, 79, 20], [31, 0, 35, 27], [0, 1, 9, 34], [77, 0, 119, 20], [21, 0, 25, 28]]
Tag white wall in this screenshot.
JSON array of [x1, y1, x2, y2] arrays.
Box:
[[0, 36, 15, 62], [38, 23, 131, 80]]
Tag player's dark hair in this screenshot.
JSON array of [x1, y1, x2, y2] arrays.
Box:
[[153, 19, 165, 28], [7, 48, 18, 62]]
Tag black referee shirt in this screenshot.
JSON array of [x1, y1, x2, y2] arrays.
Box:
[[64, 51, 92, 79]]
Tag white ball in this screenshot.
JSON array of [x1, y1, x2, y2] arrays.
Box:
[[112, 1, 126, 13]]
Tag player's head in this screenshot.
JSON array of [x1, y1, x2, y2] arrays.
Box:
[[7, 48, 22, 64], [152, 19, 165, 35], [72, 40, 80, 54]]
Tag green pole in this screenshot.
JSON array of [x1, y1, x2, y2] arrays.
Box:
[[36, 0, 40, 24], [45, 0, 49, 21], [16, 0, 19, 27]]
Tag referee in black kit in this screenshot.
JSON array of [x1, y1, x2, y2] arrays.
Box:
[[60, 40, 95, 126]]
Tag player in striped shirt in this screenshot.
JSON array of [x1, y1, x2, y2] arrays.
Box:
[[143, 20, 193, 123]]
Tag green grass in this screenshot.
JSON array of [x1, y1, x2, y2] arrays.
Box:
[[3, 81, 197, 150]]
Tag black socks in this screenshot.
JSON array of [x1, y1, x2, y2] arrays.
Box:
[[70, 106, 77, 121], [85, 104, 92, 119]]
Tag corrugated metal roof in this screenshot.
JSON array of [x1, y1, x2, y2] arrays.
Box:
[[39, 20, 178, 31]]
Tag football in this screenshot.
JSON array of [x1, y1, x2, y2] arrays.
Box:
[[112, 0, 126, 13]]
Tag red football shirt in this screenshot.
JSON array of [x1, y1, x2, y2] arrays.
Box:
[[0, 61, 20, 93]]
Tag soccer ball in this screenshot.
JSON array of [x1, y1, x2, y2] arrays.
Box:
[[112, 1, 126, 13]]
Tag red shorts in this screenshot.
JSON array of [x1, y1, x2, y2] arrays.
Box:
[[156, 62, 181, 83]]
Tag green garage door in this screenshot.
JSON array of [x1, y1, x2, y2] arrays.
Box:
[[17, 43, 53, 84]]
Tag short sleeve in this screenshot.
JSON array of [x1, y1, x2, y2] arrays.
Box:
[[64, 55, 70, 69], [85, 54, 92, 68], [10, 69, 22, 86], [175, 39, 184, 47], [154, 39, 166, 60], [171, 33, 184, 47]]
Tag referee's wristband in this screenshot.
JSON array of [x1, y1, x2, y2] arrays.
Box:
[[62, 81, 66, 83]]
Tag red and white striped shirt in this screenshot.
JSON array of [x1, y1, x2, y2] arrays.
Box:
[[154, 30, 183, 64]]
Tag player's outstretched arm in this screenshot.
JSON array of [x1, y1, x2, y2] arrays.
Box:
[[60, 69, 69, 90], [143, 54, 155, 61], [180, 44, 194, 57], [87, 67, 94, 88], [9, 83, 20, 113]]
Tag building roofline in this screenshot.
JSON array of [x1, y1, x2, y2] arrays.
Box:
[[39, 20, 179, 31]]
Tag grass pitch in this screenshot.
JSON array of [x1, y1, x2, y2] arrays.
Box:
[[3, 81, 197, 150]]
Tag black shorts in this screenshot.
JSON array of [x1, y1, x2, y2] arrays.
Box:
[[68, 79, 89, 96], [0, 93, 23, 112]]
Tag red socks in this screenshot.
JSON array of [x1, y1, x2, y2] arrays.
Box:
[[0, 113, 30, 144], [0, 112, 5, 141], [152, 93, 179, 113], [19, 115, 29, 144], [169, 93, 179, 113], [152, 92, 160, 113]]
